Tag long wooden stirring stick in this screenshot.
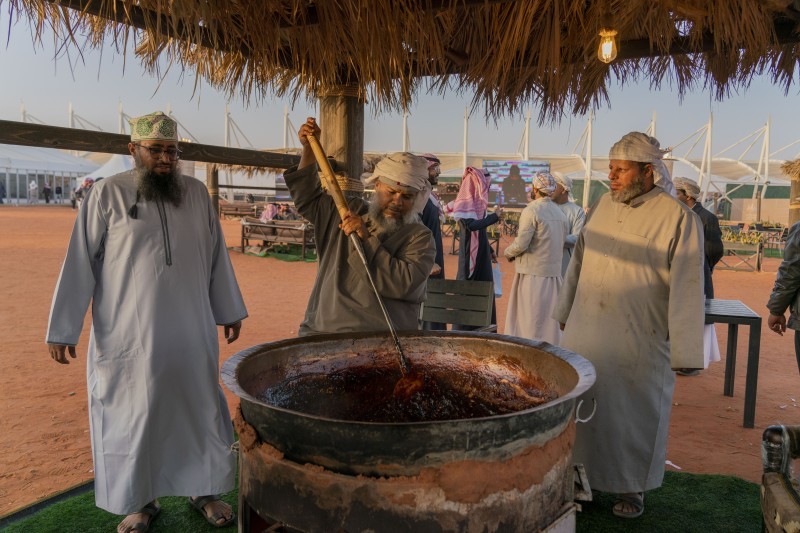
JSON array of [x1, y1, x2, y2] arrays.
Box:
[[305, 134, 412, 375]]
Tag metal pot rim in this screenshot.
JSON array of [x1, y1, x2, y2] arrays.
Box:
[[222, 331, 596, 426]]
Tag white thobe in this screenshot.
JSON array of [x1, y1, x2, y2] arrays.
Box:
[[46, 171, 247, 514], [557, 201, 586, 276], [553, 187, 704, 493], [504, 198, 569, 344]]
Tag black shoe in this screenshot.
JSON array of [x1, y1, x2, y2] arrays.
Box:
[[676, 368, 701, 376]]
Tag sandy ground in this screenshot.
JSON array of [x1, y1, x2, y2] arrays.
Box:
[[1, 205, 799, 517]]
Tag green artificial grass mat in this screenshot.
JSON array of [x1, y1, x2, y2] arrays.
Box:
[[2, 490, 238, 532], [763, 247, 785, 258], [3, 471, 761, 532], [265, 243, 317, 262], [577, 471, 761, 532], [231, 244, 316, 262]]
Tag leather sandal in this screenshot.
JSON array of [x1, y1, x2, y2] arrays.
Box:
[[119, 501, 161, 532], [612, 492, 644, 518], [189, 495, 235, 527]]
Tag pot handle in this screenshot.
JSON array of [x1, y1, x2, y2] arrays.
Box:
[[575, 399, 597, 424]]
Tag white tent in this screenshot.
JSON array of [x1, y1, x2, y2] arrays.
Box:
[[0, 144, 99, 204], [83, 153, 134, 180], [0, 144, 99, 174]]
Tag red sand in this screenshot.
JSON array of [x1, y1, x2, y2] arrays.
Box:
[[1, 205, 798, 516]]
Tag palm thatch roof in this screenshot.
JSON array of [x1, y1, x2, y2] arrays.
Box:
[[783, 158, 800, 179], [7, 0, 800, 122]]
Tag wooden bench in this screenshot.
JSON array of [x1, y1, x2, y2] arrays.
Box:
[[718, 241, 763, 272], [220, 202, 258, 219], [240, 217, 316, 259]]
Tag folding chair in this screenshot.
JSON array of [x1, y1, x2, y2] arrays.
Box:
[[420, 279, 497, 332]]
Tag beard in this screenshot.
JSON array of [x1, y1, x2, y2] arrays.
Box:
[[610, 174, 647, 203], [134, 159, 184, 207], [368, 192, 419, 237]]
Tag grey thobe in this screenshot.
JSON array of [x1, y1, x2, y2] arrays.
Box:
[[46, 171, 247, 514], [553, 187, 704, 493], [284, 165, 435, 335]]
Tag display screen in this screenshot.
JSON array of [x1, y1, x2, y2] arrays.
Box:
[[482, 160, 550, 183], [482, 160, 551, 204]]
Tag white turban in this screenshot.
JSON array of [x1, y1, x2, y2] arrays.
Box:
[[674, 177, 701, 199], [364, 152, 431, 215], [553, 173, 573, 192], [609, 132, 676, 197], [532, 172, 557, 195]]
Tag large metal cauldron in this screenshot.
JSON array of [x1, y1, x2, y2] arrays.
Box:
[[223, 332, 595, 532], [223, 332, 594, 475]]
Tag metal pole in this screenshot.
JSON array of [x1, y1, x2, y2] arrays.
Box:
[[224, 104, 233, 200], [700, 113, 713, 204], [763, 115, 770, 222], [462, 107, 469, 171], [283, 105, 289, 150], [523, 109, 531, 160], [582, 111, 593, 208], [402, 111, 409, 152]]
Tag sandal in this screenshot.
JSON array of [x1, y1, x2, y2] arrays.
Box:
[[119, 501, 161, 532], [612, 492, 644, 518], [189, 495, 235, 528]]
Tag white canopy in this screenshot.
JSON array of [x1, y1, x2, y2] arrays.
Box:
[[83, 153, 134, 180], [0, 144, 99, 174]]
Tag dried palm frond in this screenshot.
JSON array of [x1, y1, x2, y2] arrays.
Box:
[[5, 0, 800, 123]]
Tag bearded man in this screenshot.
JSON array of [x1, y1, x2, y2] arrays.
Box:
[[284, 117, 435, 335], [46, 112, 246, 532], [553, 131, 704, 519]]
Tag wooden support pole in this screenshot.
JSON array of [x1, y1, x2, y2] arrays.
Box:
[[790, 170, 800, 227], [208, 164, 220, 216], [319, 89, 364, 184]]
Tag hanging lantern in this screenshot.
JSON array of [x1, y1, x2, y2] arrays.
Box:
[[597, 27, 619, 63]]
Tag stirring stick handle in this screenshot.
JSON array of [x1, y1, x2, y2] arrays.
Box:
[[306, 135, 350, 221]]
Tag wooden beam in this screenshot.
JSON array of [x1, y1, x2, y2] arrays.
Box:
[[617, 19, 800, 61], [0, 120, 300, 168]]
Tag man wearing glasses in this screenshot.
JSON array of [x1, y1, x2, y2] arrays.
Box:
[[46, 112, 246, 531]]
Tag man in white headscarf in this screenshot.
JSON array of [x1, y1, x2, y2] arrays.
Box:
[[551, 174, 586, 275], [47, 111, 246, 531], [553, 131, 704, 519], [674, 176, 724, 374], [504, 172, 569, 344], [284, 118, 435, 335]]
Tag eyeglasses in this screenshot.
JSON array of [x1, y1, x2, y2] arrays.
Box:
[[135, 144, 182, 160]]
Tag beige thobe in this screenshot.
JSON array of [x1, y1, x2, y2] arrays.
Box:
[[553, 186, 704, 493]]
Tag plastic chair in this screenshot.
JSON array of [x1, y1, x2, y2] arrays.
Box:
[[420, 279, 496, 332]]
